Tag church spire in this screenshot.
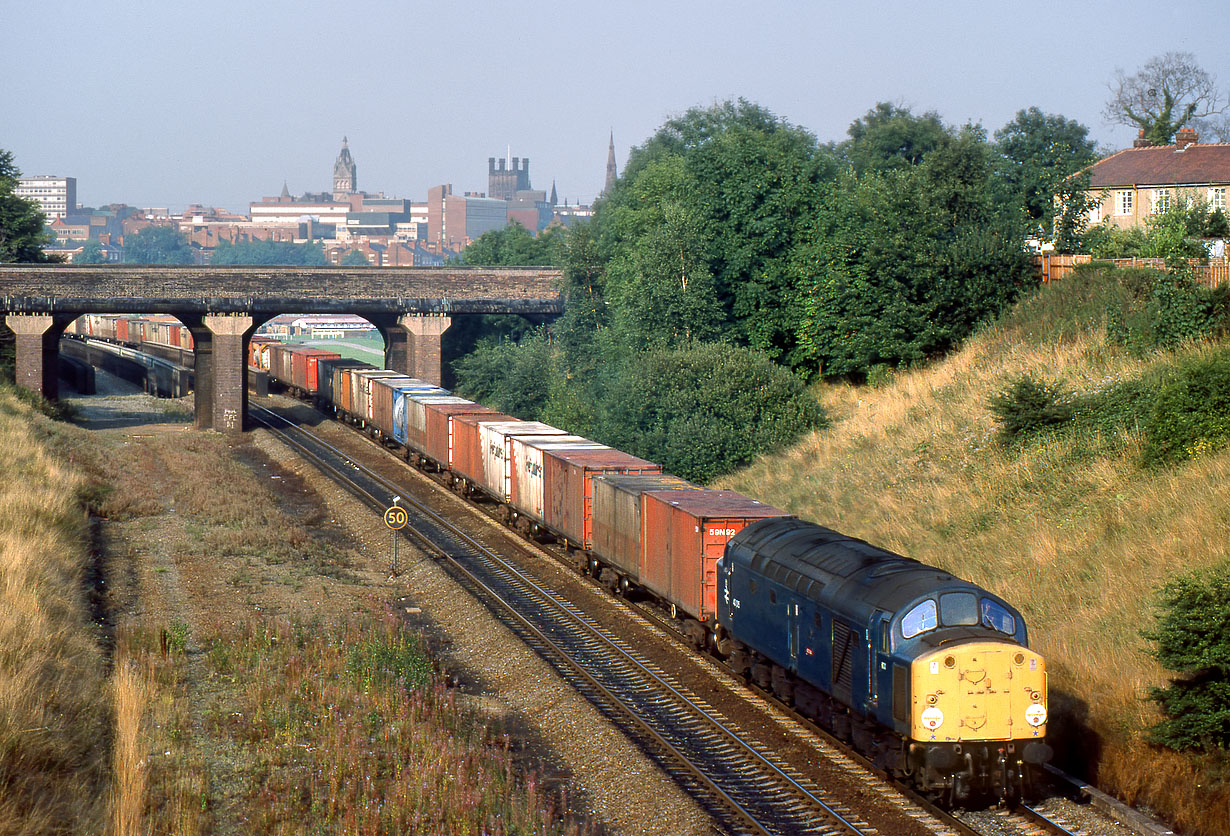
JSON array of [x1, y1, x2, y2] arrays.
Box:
[[603, 131, 617, 196], [549, 179, 558, 207]]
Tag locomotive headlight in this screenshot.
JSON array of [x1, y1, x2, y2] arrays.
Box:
[[1025, 703, 1047, 727], [921, 706, 944, 730]]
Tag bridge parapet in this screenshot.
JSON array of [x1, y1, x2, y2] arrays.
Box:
[[0, 265, 563, 316]]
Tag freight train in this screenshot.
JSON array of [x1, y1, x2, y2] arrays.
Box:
[[73, 318, 1053, 803]]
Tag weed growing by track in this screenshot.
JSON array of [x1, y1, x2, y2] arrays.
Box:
[[121, 612, 589, 836]]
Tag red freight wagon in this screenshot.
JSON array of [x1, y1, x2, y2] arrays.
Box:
[[115, 318, 131, 343], [592, 474, 702, 581], [544, 448, 661, 550], [291, 349, 341, 395], [449, 412, 518, 491], [419, 402, 503, 470], [640, 490, 792, 624]]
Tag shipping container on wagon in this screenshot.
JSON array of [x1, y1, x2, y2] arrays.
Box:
[[508, 437, 607, 526], [641, 490, 792, 623], [394, 392, 464, 448], [479, 422, 569, 502], [591, 474, 703, 580], [317, 358, 369, 408], [449, 412, 519, 489], [348, 369, 405, 425], [420, 402, 502, 470], [248, 336, 276, 369], [292, 349, 342, 395], [266, 343, 292, 386], [543, 448, 662, 550], [372, 377, 444, 440], [115, 318, 131, 344]]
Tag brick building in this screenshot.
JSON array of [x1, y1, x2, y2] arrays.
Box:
[[1081, 129, 1230, 230]]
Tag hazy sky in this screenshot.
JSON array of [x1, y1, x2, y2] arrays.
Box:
[[4, 1, 1227, 213]]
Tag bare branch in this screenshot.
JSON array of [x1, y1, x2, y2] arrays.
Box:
[[1103, 51, 1228, 143]]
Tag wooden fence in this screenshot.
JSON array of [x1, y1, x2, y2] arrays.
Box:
[[1037, 253, 1230, 286]]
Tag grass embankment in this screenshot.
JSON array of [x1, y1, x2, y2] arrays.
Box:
[[0, 386, 108, 834], [0, 383, 588, 835], [720, 270, 1230, 834]]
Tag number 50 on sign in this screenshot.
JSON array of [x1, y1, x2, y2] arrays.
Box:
[[384, 505, 408, 530]]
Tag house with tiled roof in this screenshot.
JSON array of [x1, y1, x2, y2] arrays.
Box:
[[1081, 128, 1230, 231]]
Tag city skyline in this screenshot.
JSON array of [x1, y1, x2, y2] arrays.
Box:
[[4, 0, 1228, 213]]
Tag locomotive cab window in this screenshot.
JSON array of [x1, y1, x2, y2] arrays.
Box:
[[901, 599, 937, 639], [980, 598, 1016, 634], [940, 592, 978, 627]]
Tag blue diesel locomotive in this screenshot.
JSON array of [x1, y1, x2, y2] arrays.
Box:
[[716, 517, 1052, 802]]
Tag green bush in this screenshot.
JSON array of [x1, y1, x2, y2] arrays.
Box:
[[1146, 563, 1230, 751], [988, 375, 1075, 443], [1142, 349, 1230, 466], [598, 343, 827, 482]]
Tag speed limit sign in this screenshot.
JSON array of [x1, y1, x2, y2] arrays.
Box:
[[384, 505, 408, 530]]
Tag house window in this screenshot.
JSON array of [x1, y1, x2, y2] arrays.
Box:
[[1155, 188, 1171, 213], [1088, 200, 1102, 225], [1117, 190, 1133, 215], [1211, 188, 1227, 211]]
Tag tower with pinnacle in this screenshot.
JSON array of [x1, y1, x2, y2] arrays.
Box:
[[332, 137, 357, 201]]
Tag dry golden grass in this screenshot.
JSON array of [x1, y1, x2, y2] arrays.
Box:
[[109, 660, 149, 836], [719, 279, 1230, 834], [0, 386, 108, 836]]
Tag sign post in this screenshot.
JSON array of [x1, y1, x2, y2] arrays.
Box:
[[384, 499, 408, 575]]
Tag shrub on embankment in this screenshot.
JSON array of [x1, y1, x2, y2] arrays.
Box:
[[0, 384, 109, 834], [719, 265, 1230, 834]]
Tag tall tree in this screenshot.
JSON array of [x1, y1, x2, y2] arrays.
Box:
[[123, 225, 193, 264], [994, 107, 1098, 233], [838, 101, 948, 174], [1104, 52, 1229, 145], [0, 148, 58, 263]]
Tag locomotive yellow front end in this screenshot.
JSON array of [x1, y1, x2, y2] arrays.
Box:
[[907, 641, 1052, 801]]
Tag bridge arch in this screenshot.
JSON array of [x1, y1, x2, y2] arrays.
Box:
[[2, 265, 562, 431]]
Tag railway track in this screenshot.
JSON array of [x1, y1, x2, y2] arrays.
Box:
[[250, 397, 1150, 836], [250, 402, 877, 836]]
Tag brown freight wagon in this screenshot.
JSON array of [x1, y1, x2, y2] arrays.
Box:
[[592, 474, 702, 581], [640, 490, 792, 631], [419, 401, 503, 470], [267, 343, 294, 387], [544, 448, 661, 551], [449, 411, 518, 492], [350, 369, 406, 426]]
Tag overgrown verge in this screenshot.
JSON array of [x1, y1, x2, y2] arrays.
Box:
[[0, 385, 108, 835], [720, 265, 1230, 834], [116, 613, 587, 836]]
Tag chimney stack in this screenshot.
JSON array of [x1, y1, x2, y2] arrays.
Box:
[[1175, 127, 1198, 149], [1133, 129, 1149, 148]]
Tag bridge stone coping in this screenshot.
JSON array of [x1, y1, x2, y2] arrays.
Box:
[[2, 265, 563, 431]]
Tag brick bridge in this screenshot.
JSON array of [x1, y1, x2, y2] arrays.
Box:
[[2, 264, 563, 432]]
